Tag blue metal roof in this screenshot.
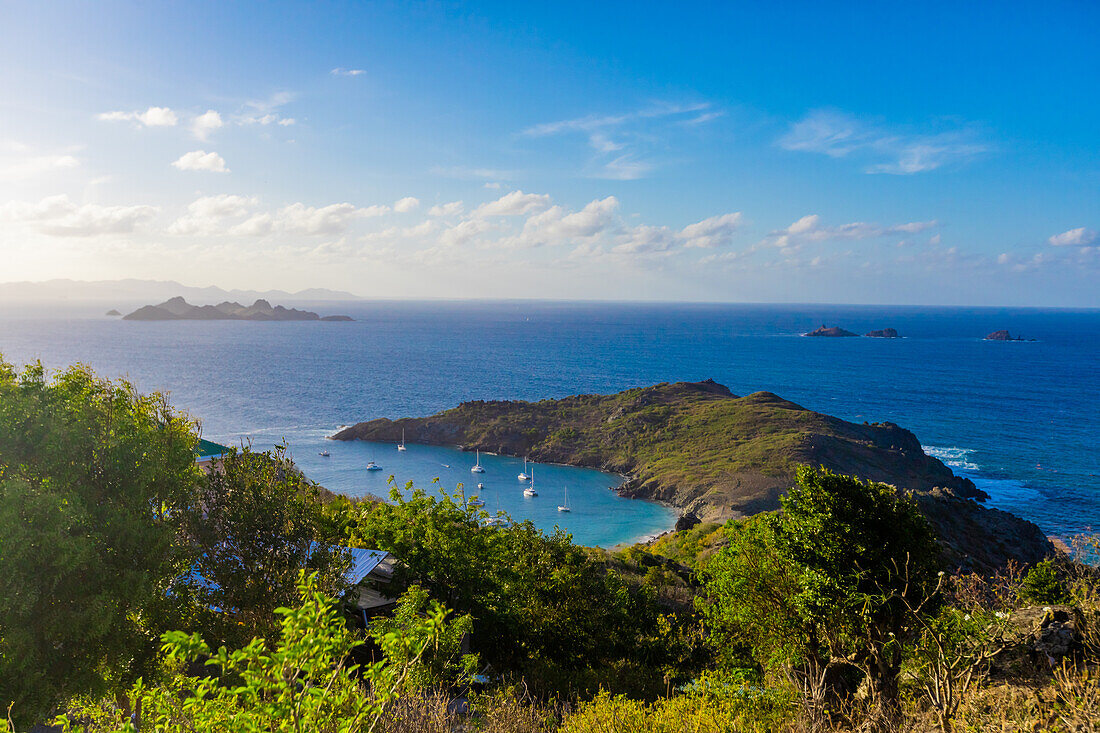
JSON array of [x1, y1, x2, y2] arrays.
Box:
[[345, 547, 389, 586]]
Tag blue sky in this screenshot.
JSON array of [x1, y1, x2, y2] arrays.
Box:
[[1, 1, 1098, 305]]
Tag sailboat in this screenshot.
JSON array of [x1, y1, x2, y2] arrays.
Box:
[[523, 467, 538, 497], [365, 450, 382, 471], [397, 429, 407, 451], [471, 449, 485, 473], [557, 486, 570, 512], [319, 449, 330, 457], [517, 457, 529, 481]]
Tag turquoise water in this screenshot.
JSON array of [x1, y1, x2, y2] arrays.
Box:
[[1, 300, 1098, 543], [247, 428, 676, 548]]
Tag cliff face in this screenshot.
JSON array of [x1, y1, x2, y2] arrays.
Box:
[[333, 380, 1051, 569]]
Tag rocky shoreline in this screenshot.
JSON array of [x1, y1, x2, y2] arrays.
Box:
[[333, 380, 1052, 571]]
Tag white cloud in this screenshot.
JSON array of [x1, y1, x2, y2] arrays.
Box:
[[237, 92, 295, 127], [276, 202, 386, 235], [171, 150, 229, 173], [97, 106, 178, 127], [440, 218, 494, 247], [431, 166, 514, 180], [680, 213, 744, 248], [1048, 227, 1097, 247], [763, 214, 937, 251], [331, 67, 366, 76], [229, 213, 273, 237], [394, 196, 420, 213], [191, 110, 224, 140], [472, 190, 551, 217], [779, 109, 989, 174], [429, 201, 464, 217], [168, 194, 257, 235], [0, 194, 158, 236], [522, 102, 718, 179], [514, 196, 619, 247]]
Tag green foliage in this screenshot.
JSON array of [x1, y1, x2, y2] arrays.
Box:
[[331, 481, 679, 696], [58, 572, 456, 733], [1021, 560, 1070, 605], [368, 585, 478, 690], [177, 444, 350, 647], [645, 521, 727, 568], [699, 467, 941, 709], [559, 680, 795, 733], [0, 358, 200, 726]]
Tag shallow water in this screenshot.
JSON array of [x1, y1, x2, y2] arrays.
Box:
[[1, 300, 1097, 542]]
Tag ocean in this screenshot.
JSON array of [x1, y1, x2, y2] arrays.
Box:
[[1, 300, 1097, 547]]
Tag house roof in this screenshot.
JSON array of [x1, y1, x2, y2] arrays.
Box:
[[194, 439, 231, 460], [345, 547, 390, 586]]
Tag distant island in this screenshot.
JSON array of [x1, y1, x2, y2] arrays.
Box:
[[122, 296, 353, 322], [334, 380, 1051, 572], [985, 329, 1034, 341], [865, 328, 899, 338], [803, 325, 858, 337], [105, 309, 121, 316]]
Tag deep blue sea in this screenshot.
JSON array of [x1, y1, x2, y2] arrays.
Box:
[[1, 300, 1097, 547]]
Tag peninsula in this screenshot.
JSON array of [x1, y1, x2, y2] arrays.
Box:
[[334, 380, 1051, 571], [122, 296, 353, 322]]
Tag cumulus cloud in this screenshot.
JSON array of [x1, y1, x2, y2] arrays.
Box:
[[168, 194, 257, 235], [779, 109, 989, 174], [171, 150, 229, 173], [429, 201, 464, 217], [680, 213, 744, 248], [762, 214, 937, 251], [191, 110, 224, 140], [440, 218, 494, 247], [611, 211, 744, 255], [97, 106, 178, 127], [394, 196, 420, 213], [0, 194, 158, 236], [1048, 227, 1097, 247], [472, 190, 551, 217], [513, 196, 619, 247], [276, 202, 387, 235], [331, 67, 366, 76]]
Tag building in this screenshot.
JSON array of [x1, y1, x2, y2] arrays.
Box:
[[194, 439, 231, 472]]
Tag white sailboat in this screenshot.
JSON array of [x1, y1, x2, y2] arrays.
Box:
[[471, 449, 485, 473], [557, 485, 570, 512], [366, 450, 382, 471], [397, 429, 407, 451], [523, 467, 538, 497], [518, 457, 529, 481]]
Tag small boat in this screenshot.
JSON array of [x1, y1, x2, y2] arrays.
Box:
[[477, 483, 484, 490], [518, 457, 529, 482], [319, 449, 330, 457], [365, 461, 382, 471], [468, 496, 484, 508], [471, 449, 485, 473], [523, 467, 538, 497], [397, 429, 407, 451], [482, 515, 508, 527], [557, 486, 570, 513]]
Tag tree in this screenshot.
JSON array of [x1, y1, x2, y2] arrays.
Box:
[[176, 445, 350, 647], [334, 481, 671, 695], [59, 572, 463, 733], [699, 466, 940, 725], [0, 359, 200, 727]]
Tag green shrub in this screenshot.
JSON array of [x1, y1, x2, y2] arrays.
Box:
[[1021, 560, 1070, 604]]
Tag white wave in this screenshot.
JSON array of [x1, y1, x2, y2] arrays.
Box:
[[922, 445, 981, 472]]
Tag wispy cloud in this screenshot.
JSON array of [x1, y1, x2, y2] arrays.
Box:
[[521, 102, 720, 179], [1048, 226, 1097, 247], [430, 166, 515, 181], [778, 109, 989, 174], [330, 67, 366, 76]]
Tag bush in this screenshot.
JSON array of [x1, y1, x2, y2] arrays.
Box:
[[1021, 560, 1070, 605]]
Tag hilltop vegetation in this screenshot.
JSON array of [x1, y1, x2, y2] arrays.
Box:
[[335, 380, 1051, 571], [6, 359, 1098, 733]]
